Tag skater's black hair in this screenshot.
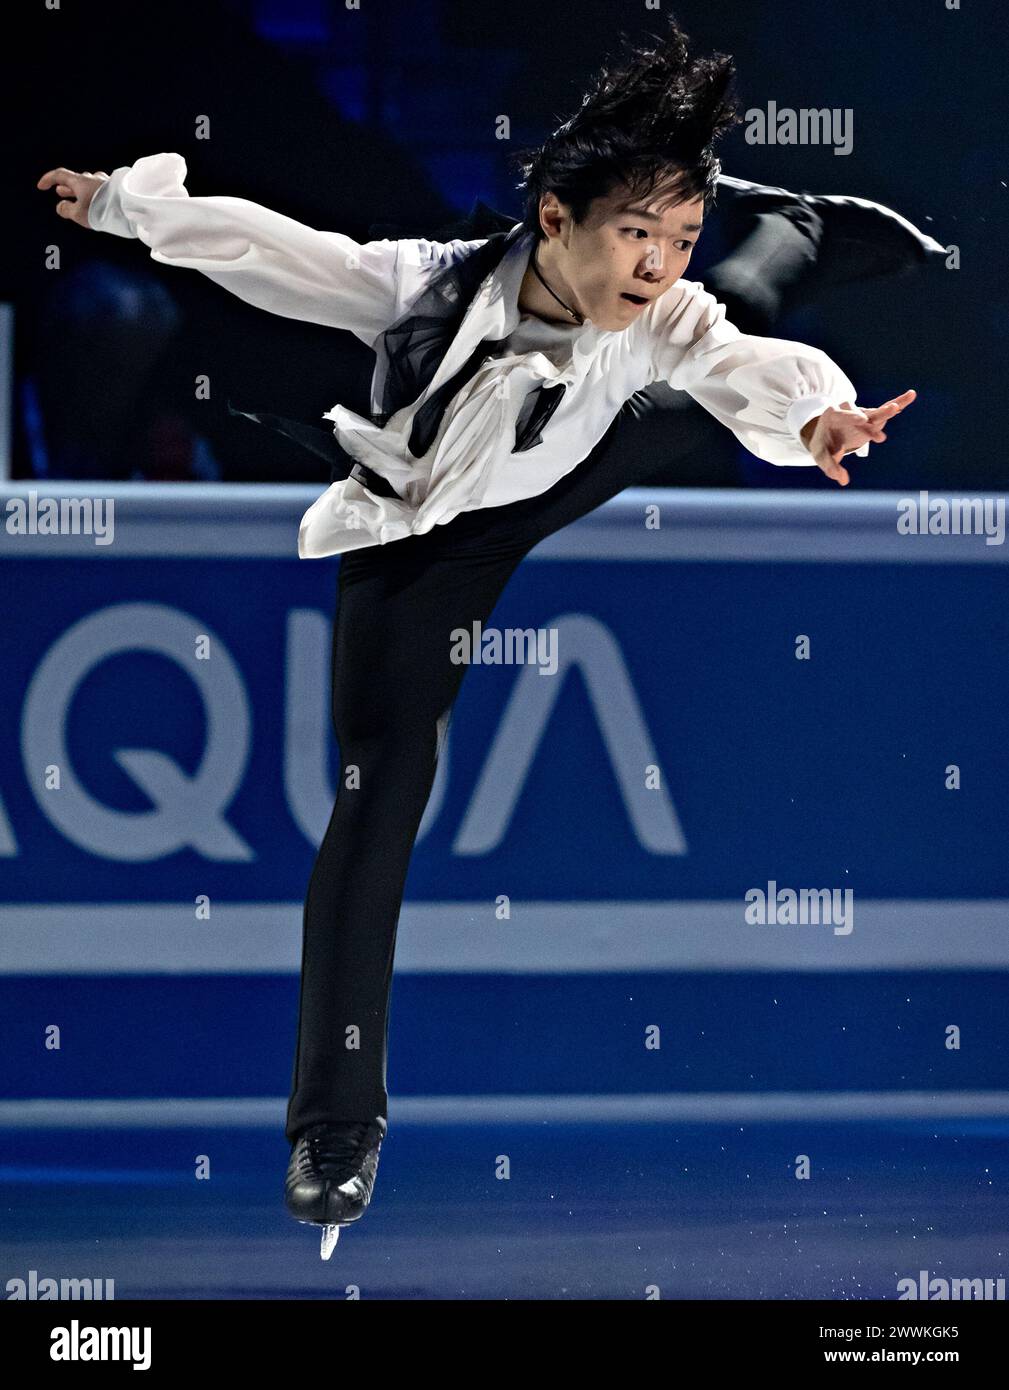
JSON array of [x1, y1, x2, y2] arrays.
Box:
[[511, 12, 740, 241]]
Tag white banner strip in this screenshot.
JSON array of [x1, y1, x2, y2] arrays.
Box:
[[1, 485, 1006, 561], [1, 900, 1007, 973], [1, 1092, 1007, 1129]]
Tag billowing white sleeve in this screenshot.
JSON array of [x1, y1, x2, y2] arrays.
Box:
[[86, 152, 401, 346], [647, 278, 871, 466]]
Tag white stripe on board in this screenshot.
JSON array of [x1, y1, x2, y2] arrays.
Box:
[[1, 485, 1005, 561], [1, 900, 1007, 973], [1, 1092, 1008, 1129]]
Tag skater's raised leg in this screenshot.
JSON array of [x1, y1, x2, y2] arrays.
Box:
[[706, 172, 947, 334]]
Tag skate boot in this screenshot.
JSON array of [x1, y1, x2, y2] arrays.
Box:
[[284, 1117, 387, 1259], [712, 173, 949, 300]]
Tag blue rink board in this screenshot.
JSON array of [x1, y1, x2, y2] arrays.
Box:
[[0, 551, 1003, 901], [1, 486, 1007, 1100], [1, 970, 1008, 1097]]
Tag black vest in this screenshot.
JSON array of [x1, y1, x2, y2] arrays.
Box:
[[226, 201, 568, 495]]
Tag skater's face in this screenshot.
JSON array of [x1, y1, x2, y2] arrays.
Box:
[[528, 181, 705, 332]]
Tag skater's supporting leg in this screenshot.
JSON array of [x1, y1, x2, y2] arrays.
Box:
[[285, 528, 531, 1141]]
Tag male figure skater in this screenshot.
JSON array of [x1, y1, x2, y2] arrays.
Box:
[[40, 14, 940, 1254]]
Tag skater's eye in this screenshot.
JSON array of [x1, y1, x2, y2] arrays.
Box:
[[622, 227, 695, 252]]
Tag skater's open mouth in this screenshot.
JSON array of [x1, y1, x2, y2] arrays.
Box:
[[620, 292, 649, 305]]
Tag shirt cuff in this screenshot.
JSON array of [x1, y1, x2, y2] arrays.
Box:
[[785, 394, 872, 460], [785, 393, 835, 442], [87, 167, 137, 238]]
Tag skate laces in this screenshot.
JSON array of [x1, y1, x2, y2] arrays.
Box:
[[304, 1121, 372, 1176]]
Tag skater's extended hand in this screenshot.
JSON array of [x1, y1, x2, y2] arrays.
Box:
[[36, 167, 111, 229], [800, 390, 917, 485]]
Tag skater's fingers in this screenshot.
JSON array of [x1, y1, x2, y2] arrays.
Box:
[[38, 168, 107, 227], [817, 453, 850, 486], [830, 415, 883, 450], [37, 166, 81, 190], [851, 419, 887, 444], [869, 389, 917, 418], [833, 401, 868, 421]]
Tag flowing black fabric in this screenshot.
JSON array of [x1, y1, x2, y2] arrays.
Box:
[[366, 197, 520, 243], [375, 222, 522, 431], [223, 400, 401, 498]]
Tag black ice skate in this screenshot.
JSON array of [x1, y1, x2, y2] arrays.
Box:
[[285, 1117, 387, 1259], [713, 172, 949, 298]]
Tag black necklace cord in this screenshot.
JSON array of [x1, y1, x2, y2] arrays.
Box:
[[530, 242, 584, 324]]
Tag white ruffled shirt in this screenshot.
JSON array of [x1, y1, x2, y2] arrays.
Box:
[[87, 152, 870, 558]]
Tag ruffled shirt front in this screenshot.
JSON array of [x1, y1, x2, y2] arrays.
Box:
[[88, 152, 871, 558]]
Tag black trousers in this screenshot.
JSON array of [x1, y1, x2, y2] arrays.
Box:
[[284, 210, 821, 1140]]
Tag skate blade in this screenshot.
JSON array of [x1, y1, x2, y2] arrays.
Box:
[[320, 1223, 342, 1259]]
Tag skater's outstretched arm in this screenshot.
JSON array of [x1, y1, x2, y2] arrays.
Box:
[[645, 277, 916, 485], [37, 152, 407, 347]]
